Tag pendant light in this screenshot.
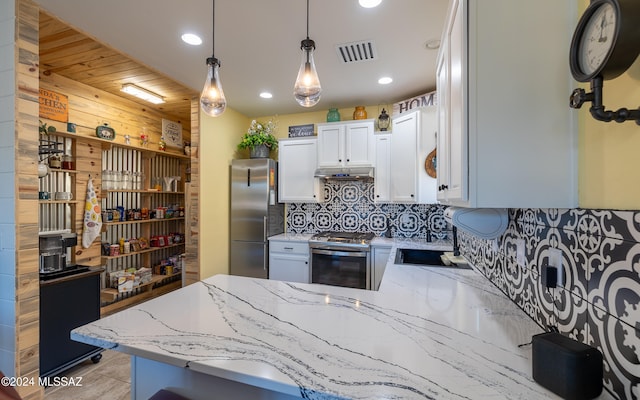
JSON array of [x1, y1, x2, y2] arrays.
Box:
[[293, 0, 322, 107], [200, 0, 226, 117]]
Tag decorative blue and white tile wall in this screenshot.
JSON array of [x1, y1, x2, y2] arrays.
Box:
[[458, 208, 640, 400], [285, 181, 448, 239]]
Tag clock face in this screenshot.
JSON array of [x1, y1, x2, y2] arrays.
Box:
[[578, 3, 617, 76]]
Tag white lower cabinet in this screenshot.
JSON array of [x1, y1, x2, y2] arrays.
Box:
[[372, 245, 392, 291], [269, 240, 310, 283]]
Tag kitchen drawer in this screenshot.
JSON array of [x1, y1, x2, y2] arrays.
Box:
[[270, 241, 309, 255]]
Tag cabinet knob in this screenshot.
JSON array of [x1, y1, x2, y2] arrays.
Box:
[[376, 195, 380, 198], [346, 159, 350, 162], [305, 261, 308, 264], [339, 159, 342, 162], [410, 194, 414, 198]]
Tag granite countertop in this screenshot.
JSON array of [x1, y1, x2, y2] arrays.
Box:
[[268, 232, 314, 242], [71, 237, 567, 399]]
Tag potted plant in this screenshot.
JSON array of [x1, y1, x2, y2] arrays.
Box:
[[237, 119, 278, 158]]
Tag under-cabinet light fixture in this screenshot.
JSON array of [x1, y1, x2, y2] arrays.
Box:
[[121, 84, 165, 104]]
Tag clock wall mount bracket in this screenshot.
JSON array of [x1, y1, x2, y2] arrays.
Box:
[[569, 0, 640, 124]]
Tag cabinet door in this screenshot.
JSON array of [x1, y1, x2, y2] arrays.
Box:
[[317, 124, 344, 167], [374, 134, 391, 203], [278, 138, 321, 202], [390, 112, 419, 203], [436, 40, 450, 203], [269, 253, 309, 283], [372, 246, 392, 291], [345, 121, 374, 166], [446, 0, 467, 203]]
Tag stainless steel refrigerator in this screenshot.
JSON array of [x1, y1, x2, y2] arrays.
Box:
[[230, 159, 284, 278]]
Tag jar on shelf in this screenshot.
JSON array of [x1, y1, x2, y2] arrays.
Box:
[[62, 154, 75, 170], [121, 171, 132, 190], [48, 155, 61, 169], [353, 106, 367, 120], [102, 169, 113, 190], [326, 108, 340, 122], [153, 177, 162, 191], [112, 171, 122, 190]]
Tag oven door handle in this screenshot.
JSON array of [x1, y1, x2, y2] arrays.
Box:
[[311, 249, 368, 258]]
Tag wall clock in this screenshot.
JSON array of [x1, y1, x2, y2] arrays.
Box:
[[569, 0, 640, 123]]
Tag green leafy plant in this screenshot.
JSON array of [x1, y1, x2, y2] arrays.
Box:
[[237, 119, 278, 151]]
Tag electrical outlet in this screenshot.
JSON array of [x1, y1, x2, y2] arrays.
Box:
[[516, 239, 525, 267], [548, 248, 564, 287]]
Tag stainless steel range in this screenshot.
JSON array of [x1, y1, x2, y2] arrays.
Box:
[[309, 231, 375, 290]]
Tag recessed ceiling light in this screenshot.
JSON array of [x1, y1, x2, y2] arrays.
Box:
[[260, 92, 273, 99], [359, 0, 382, 8], [181, 33, 202, 46], [378, 77, 393, 85]]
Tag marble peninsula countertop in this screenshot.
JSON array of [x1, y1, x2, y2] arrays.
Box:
[[72, 239, 563, 399]]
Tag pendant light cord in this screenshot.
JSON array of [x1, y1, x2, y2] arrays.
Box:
[[306, 0, 310, 40], [212, 0, 216, 56]]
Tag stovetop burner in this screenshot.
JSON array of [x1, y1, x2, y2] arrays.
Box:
[[309, 231, 375, 249]]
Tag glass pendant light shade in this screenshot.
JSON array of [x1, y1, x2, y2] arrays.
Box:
[[294, 39, 322, 107], [200, 57, 226, 117]]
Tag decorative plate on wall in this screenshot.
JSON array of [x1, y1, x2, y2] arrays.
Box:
[[96, 123, 115, 141], [425, 148, 437, 178]]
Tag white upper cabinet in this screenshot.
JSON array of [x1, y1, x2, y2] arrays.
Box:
[[317, 120, 374, 168], [390, 108, 438, 204], [436, 0, 577, 208], [374, 133, 391, 203], [278, 138, 323, 203]]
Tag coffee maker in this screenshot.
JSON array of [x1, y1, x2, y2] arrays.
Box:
[[39, 231, 77, 274]]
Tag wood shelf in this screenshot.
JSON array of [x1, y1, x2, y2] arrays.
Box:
[[101, 243, 185, 261], [38, 200, 81, 204], [48, 130, 190, 161], [46, 168, 78, 174], [102, 217, 184, 227], [100, 273, 180, 302], [100, 274, 182, 317], [102, 189, 185, 195]]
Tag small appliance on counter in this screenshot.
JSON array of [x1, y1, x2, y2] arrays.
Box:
[[39, 230, 88, 279]]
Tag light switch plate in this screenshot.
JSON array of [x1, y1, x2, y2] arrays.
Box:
[[516, 239, 526, 267]]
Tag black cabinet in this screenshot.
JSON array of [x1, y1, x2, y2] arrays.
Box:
[[40, 269, 103, 377]]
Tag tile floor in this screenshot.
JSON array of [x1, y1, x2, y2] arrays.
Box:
[[44, 350, 130, 400]]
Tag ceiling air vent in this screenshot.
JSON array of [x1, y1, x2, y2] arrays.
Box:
[[335, 40, 377, 64]]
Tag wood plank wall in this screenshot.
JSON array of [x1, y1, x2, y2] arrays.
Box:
[[39, 72, 191, 153], [185, 98, 200, 285], [16, 1, 44, 398], [38, 72, 193, 268], [8, 3, 195, 396]]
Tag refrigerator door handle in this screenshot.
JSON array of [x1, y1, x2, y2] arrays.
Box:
[[264, 242, 268, 271], [263, 215, 268, 241], [247, 168, 251, 187]]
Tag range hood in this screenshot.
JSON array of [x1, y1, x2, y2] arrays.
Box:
[[314, 166, 374, 180]]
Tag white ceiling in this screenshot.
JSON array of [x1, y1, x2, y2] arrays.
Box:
[[33, 0, 449, 117]]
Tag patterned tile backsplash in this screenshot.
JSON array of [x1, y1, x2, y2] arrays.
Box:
[[458, 208, 640, 400], [285, 183, 637, 399], [285, 181, 448, 239]]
